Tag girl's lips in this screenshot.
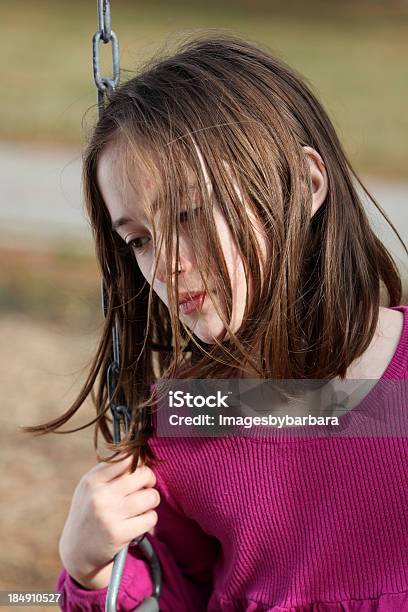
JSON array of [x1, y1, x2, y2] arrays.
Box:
[[179, 292, 206, 315]]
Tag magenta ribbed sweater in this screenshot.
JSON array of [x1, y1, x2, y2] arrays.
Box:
[[56, 305, 408, 611]]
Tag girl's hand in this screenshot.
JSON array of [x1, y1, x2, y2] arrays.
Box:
[[58, 453, 160, 590]]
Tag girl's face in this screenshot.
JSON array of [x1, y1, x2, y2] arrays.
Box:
[[97, 143, 269, 345]]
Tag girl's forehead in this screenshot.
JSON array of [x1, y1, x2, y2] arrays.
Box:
[[95, 149, 146, 227], [97, 143, 205, 225]]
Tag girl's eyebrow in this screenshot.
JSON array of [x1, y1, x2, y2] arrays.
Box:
[[112, 216, 133, 231]]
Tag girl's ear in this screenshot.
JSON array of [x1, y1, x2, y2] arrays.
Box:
[[302, 146, 328, 217]]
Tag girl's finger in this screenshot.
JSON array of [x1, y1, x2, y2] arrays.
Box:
[[117, 511, 159, 547], [120, 487, 161, 520], [110, 464, 157, 496]]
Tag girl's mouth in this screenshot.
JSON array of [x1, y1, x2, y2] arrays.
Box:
[[178, 292, 206, 315]]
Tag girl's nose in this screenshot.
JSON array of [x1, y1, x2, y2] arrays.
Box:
[[153, 241, 189, 285]]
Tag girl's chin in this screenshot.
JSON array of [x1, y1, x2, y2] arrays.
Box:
[[191, 326, 233, 345], [182, 311, 239, 344], [182, 319, 225, 345]]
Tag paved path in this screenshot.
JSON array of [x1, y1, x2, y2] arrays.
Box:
[[0, 142, 91, 251], [0, 142, 406, 265]]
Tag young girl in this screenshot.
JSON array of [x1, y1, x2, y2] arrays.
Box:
[[33, 33, 408, 610]]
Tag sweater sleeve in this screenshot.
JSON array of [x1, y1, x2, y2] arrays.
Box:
[[55, 471, 220, 611]]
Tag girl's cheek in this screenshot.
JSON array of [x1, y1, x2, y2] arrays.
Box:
[[134, 254, 153, 285]]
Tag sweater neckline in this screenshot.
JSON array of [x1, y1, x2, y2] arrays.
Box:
[[380, 305, 408, 380]]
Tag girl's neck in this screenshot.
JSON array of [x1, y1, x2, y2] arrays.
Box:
[[342, 306, 403, 380], [239, 306, 404, 381]]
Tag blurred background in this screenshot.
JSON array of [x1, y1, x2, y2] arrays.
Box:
[[0, 0, 407, 607]]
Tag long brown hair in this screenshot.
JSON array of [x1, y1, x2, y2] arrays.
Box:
[[23, 33, 407, 469]]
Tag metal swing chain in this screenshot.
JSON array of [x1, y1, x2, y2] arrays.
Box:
[[92, 3, 161, 610]]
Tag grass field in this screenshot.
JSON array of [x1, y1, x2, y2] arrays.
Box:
[[0, 247, 100, 326], [1, 1, 408, 178]]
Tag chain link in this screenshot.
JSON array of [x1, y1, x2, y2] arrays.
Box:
[[97, 0, 112, 42], [92, 0, 120, 116]]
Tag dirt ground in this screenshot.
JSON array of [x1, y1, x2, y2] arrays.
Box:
[[0, 313, 104, 609]]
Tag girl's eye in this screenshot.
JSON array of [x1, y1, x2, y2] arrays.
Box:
[[127, 236, 150, 252], [126, 206, 203, 251]]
